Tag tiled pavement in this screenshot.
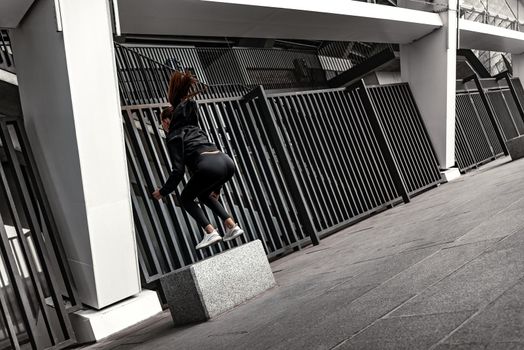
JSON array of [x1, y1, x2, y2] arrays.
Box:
[[81, 157, 524, 350]]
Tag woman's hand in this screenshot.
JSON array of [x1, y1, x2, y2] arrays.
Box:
[[152, 189, 163, 201]]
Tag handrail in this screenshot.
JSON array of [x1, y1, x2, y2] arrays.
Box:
[[460, 5, 524, 32], [114, 42, 251, 105]]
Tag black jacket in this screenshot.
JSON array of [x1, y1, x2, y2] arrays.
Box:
[[159, 100, 218, 196]]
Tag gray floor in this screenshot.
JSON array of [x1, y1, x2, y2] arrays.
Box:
[[82, 157, 524, 350]]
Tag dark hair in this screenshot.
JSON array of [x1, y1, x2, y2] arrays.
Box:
[[160, 106, 173, 121], [167, 71, 201, 107]]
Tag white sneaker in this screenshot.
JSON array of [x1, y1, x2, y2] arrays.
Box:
[[196, 231, 222, 250], [223, 224, 244, 242]]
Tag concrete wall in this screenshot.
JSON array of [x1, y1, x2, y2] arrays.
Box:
[[400, 0, 457, 169], [11, 0, 139, 309], [0, 0, 34, 28], [376, 71, 403, 85]]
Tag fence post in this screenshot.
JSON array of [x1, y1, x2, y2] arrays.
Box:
[[242, 86, 320, 246], [466, 75, 509, 156], [502, 72, 524, 127], [351, 80, 411, 203]]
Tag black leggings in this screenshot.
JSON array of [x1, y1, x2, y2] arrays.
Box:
[[180, 152, 236, 229]]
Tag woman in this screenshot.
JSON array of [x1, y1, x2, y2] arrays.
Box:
[[152, 71, 244, 249]]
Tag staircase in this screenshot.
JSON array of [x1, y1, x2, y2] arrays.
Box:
[[0, 30, 15, 74], [459, 5, 517, 77], [119, 40, 395, 104], [475, 50, 509, 76], [0, 29, 21, 116]]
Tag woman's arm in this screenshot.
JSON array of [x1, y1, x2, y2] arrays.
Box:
[[157, 132, 186, 197]]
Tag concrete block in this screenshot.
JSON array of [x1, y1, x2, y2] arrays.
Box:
[[69, 289, 162, 344], [440, 167, 461, 182], [160, 240, 276, 326], [506, 135, 524, 161]]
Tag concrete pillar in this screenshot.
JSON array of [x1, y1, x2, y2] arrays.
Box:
[[11, 0, 139, 309], [400, 0, 458, 169], [512, 54, 524, 78]]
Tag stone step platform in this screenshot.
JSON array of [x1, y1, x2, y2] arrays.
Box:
[[160, 240, 276, 326]]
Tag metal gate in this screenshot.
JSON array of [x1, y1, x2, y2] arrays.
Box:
[[0, 115, 77, 350], [125, 81, 442, 283]]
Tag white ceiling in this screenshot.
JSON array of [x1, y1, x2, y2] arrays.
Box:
[[459, 19, 524, 54], [118, 0, 443, 44]]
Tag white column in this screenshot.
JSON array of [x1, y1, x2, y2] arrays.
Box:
[[11, 0, 139, 309], [400, 0, 458, 169], [512, 54, 524, 79]]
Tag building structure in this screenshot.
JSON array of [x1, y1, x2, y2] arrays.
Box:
[[1, 0, 524, 348]]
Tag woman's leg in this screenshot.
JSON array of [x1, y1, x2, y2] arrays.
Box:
[[180, 175, 224, 232], [180, 153, 236, 231], [198, 154, 236, 226]]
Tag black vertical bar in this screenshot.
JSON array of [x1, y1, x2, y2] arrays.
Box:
[[0, 171, 40, 349], [123, 113, 178, 270], [244, 86, 319, 245], [136, 109, 196, 263], [0, 122, 73, 345], [504, 73, 524, 128], [471, 76, 509, 156], [353, 80, 410, 203], [13, 120, 80, 307], [0, 286, 21, 350]]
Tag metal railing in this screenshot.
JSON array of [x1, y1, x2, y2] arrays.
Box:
[[114, 43, 249, 106], [125, 44, 328, 92], [265, 86, 403, 236], [454, 75, 524, 172], [366, 83, 442, 195], [124, 100, 311, 283], [354, 0, 449, 12], [0, 115, 78, 349], [0, 30, 15, 74], [455, 91, 505, 172], [460, 5, 524, 31], [117, 42, 396, 106], [126, 81, 442, 283], [318, 42, 393, 81]]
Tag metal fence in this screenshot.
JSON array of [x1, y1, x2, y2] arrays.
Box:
[[0, 115, 77, 349], [366, 83, 442, 195], [512, 77, 524, 109], [125, 45, 328, 92], [123, 99, 311, 284], [266, 86, 403, 236], [125, 81, 442, 283], [114, 43, 249, 106], [455, 92, 505, 171], [486, 89, 524, 139], [0, 30, 14, 74], [454, 75, 524, 172], [116, 42, 397, 106], [460, 5, 523, 32]]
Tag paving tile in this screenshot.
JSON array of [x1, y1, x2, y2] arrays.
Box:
[[437, 279, 524, 349], [79, 157, 524, 350], [338, 311, 472, 350], [391, 246, 524, 317], [456, 207, 524, 244]]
